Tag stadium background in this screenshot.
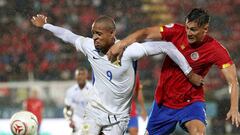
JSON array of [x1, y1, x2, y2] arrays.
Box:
[[0, 0, 240, 134]]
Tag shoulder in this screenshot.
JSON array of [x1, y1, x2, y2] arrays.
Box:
[[207, 36, 228, 52], [67, 84, 78, 92], [75, 37, 95, 50], [161, 23, 185, 39], [162, 23, 184, 30], [173, 23, 185, 28], [86, 81, 93, 89], [76, 37, 93, 43], [206, 36, 232, 62]]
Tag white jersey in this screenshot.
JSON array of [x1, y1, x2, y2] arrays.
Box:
[[64, 81, 92, 118], [43, 23, 192, 118]]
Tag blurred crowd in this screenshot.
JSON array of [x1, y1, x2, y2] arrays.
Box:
[[0, 0, 148, 81], [0, 0, 239, 88], [0, 0, 239, 90], [1, 0, 240, 134]]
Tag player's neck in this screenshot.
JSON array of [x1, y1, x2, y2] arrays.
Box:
[[190, 36, 207, 48], [101, 39, 115, 54], [78, 83, 86, 89], [101, 47, 110, 54]]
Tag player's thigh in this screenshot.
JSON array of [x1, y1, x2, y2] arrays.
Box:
[[72, 115, 83, 130], [102, 120, 128, 135], [185, 119, 206, 135], [146, 102, 178, 135], [179, 102, 207, 134]]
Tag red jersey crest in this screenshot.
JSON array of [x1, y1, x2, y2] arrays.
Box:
[[190, 52, 199, 61]]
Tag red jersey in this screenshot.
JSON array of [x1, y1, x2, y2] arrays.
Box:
[[130, 74, 140, 117], [24, 98, 44, 124], [155, 23, 233, 109]]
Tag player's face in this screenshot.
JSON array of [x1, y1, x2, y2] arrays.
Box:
[[91, 22, 115, 53], [75, 70, 88, 86], [185, 19, 208, 44]]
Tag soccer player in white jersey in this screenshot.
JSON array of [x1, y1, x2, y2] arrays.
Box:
[[64, 67, 93, 134], [31, 14, 203, 135]]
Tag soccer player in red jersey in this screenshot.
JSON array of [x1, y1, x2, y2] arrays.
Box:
[[107, 8, 240, 135], [23, 89, 44, 133], [128, 73, 147, 135]]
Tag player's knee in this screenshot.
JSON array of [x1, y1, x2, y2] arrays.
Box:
[[185, 120, 206, 135], [188, 127, 205, 135]]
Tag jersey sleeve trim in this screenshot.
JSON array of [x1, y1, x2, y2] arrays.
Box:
[[160, 25, 164, 32], [221, 62, 233, 69]]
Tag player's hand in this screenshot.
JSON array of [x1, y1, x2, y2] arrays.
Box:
[[107, 41, 125, 63], [31, 14, 47, 27], [226, 109, 240, 127], [187, 71, 204, 86]]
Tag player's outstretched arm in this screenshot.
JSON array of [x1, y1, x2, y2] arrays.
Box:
[[107, 26, 161, 62], [31, 14, 79, 45], [158, 42, 204, 86], [123, 41, 204, 86], [222, 64, 240, 127]]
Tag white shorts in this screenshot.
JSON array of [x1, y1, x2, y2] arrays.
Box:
[[77, 116, 129, 135], [72, 115, 84, 131], [101, 120, 128, 135], [77, 103, 129, 135]]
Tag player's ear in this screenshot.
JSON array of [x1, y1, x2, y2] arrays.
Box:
[[203, 24, 209, 34], [111, 30, 116, 36]]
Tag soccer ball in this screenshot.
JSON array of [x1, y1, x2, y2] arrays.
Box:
[[10, 111, 38, 135]]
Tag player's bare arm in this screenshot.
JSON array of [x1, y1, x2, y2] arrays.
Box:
[[31, 14, 47, 27], [107, 25, 162, 62], [221, 64, 240, 127]]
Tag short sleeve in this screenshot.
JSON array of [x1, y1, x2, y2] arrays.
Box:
[[212, 44, 233, 69]]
